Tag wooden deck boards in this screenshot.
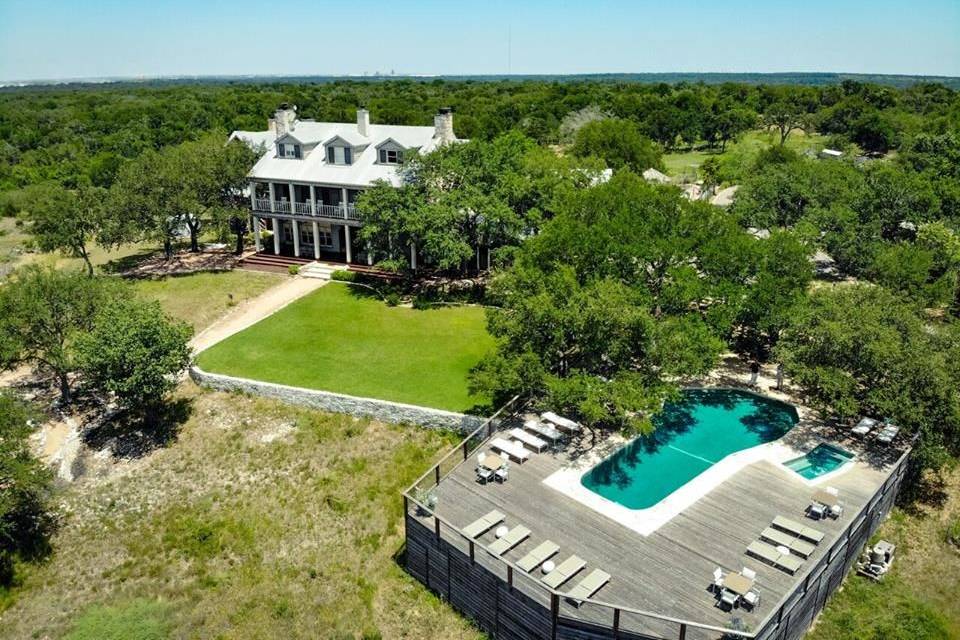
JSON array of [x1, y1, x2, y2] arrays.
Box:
[[428, 432, 896, 637]]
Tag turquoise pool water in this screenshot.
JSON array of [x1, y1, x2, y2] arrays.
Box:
[[581, 389, 798, 510], [784, 444, 854, 480]]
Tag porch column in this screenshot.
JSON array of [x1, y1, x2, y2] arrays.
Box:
[[292, 219, 301, 257], [344, 225, 353, 264], [289, 182, 297, 214], [367, 243, 374, 266], [410, 242, 417, 271], [252, 215, 262, 252], [309, 184, 317, 216], [312, 221, 321, 260], [268, 182, 276, 213], [248, 181, 256, 210], [272, 218, 281, 255], [340, 187, 349, 217]]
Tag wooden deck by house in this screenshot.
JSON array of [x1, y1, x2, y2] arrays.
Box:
[[404, 408, 909, 640]]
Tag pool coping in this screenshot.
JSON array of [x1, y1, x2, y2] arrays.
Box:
[[542, 387, 858, 536]]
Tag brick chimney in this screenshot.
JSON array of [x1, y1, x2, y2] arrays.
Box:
[[433, 107, 455, 144], [274, 103, 297, 137], [357, 107, 370, 137]]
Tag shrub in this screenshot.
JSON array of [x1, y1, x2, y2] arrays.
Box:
[[412, 295, 432, 310], [384, 292, 401, 307], [288, 264, 300, 275], [330, 269, 356, 282]]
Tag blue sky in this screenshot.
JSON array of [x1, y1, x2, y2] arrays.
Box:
[[1, 0, 958, 81]]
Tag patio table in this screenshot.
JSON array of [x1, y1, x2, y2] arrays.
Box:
[[723, 573, 754, 596], [479, 453, 504, 471], [812, 490, 839, 508]]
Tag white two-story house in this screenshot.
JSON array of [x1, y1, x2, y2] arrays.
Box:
[[230, 104, 458, 265]]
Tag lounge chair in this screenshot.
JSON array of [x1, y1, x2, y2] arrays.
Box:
[[490, 437, 531, 463], [517, 540, 559, 572], [462, 510, 506, 538], [760, 527, 815, 558], [746, 540, 803, 574], [566, 569, 611, 605], [542, 555, 586, 589], [509, 427, 548, 452], [488, 525, 531, 556], [877, 425, 900, 443], [524, 419, 563, 442], [772, 515, 825, 544], [541, 411, 581, 432], [741, 567, 757, 580], [852, 417, 877, 437]]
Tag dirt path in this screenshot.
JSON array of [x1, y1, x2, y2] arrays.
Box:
[[190, 276, 326, 354]]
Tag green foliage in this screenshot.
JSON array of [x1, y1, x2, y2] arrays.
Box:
[[330, 269, 356, 282], [472, 172, 754, 430], [287, 264, 299, 275], [775, 285, 960, 471], [22, 183, 105, 275], [65, 599, 173, 640], [570, 118, 663, 172], [0, 265, 118, 402], [77, 297, 192, 419], [0, 393, 56, 585], [384, 292, 401, 306]]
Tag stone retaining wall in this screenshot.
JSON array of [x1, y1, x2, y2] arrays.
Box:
[[189, 366, 485, 432]]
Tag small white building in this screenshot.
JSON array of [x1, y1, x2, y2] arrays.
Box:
[[231, 104, 460, 264]]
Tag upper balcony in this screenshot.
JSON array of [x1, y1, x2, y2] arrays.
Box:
[[253, 197, 360, 221]]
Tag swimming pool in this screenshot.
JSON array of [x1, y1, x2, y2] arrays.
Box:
[[581, 389, 799, 510], [784, 443, 854, 480]]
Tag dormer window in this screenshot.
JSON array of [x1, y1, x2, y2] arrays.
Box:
[[326, 145, 352, 165], [278, 143, 301, 159], [379, 148, 403, 164]]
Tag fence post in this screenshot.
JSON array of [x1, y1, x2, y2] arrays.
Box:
[[550, 593, 559, 640], [612, 608, 620, 639], [463, 442, 468, 460], [678, 622, 687, 640], [434, 465, 440, 486], [507, 565, 513, 589], [469, 540, 475, 564], [434, 516, 441, 547]]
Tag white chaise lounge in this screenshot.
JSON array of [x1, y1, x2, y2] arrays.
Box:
[[517, 540, 559, 572], [566, 569, 611, 606], [488, 525, 531, 556], [509, 428, 548, 452], [491, 437, 531, 462], [462, 510, 506, 538], [542, 555, 586, 589], [541, 411, 581, 433]]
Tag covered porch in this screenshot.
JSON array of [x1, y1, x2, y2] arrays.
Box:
[[252, 215, 368, 265]]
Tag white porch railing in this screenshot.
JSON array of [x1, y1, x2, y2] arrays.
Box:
[[251, 198, 358, 221]]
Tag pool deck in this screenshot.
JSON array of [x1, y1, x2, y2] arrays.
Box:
[[417, 405, 908, 638]]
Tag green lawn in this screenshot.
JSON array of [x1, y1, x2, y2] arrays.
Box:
[[133, 270, 284, 331], [196, 283, 494, 412]]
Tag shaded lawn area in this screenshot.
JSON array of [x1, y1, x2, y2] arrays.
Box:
[[196, 283, 494, 412], [133, 270, 284, 331]]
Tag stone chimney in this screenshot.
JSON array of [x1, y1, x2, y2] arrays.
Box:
[[433, 107, 455, 144], [274, 103, 297, 137], [357, 107, 370, 137]]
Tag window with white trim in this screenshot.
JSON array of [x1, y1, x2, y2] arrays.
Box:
[[278, 143, 301, 159], [378, 148, 403, 164], [326, 145, 352, 165], [316, 228, 333, 247]]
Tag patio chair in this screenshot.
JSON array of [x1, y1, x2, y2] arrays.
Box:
[[494, 461, 509, 483], [825, 486, 839, 496], [517, 540, 559, 572], [476, 467, 493, 484], [463, 510, 506, 538], [566, 569, 611, 606], [488, 525, 531, 556], [711, 567, 725, 592], [718, 588, 739, 609], [542, 555, 586, 589], [807, 502, 827, 520], [829, 503, 844, 519], [742, 588, 761, 610], [741, 567, 757, 580], [877, 425, 900, 443]]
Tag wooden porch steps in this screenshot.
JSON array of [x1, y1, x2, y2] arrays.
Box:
[[238, 252, 313, 274]]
